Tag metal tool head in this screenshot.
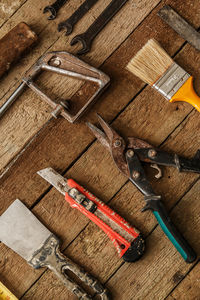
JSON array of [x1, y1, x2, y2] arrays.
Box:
[[0, 200, 52, 261], [37, 167, 69, 195], [1, 51, 110, 122], [24, 51, 110, 123], [87, 122, 110, 150], [43, 6, 57, 20], [70, 34, 91, 56], [87, 114, 129, 176]]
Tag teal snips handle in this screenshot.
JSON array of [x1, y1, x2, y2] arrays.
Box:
[[151, 200, 196, 263]]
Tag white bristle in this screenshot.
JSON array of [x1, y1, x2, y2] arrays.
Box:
[[126, 39, 173, 85]]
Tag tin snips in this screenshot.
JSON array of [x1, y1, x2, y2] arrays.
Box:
[[87, 114, 200, 263], [38, 168, 145, 262]]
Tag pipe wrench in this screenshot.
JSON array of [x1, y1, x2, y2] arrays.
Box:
[[38, 168, 145, 262], [87, 114, 200, 263]]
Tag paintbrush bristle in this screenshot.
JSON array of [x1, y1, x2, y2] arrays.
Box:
[[126, 39, 173, 85]]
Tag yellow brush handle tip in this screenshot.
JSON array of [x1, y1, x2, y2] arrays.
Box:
[[170, 76, 200, 112]]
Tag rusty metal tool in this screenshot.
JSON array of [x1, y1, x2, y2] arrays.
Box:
[[0, 51, 110, 122], [87, 115, 199, 263], [70, 0, 128, 55], [38, 167, 145, 262], [58, 0, 99, 35], [0, 22, 37, 79], [158, 5, 200, 51], [0, 199, 110, 300], [43, 0, 68, 20]]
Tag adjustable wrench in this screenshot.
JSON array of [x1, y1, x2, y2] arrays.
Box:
[[43, 0, 68, 20], [58, 0, 99, 35], [70, 0, 129, 55]]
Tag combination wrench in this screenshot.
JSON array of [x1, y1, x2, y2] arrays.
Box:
[[58, 0, 99, 35], [43, 0, 68, 20], [70, 0, 129, 55]]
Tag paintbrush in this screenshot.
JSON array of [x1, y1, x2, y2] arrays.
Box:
[[126, 39, 200, 112]]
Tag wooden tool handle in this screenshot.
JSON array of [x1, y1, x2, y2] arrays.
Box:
[[29, 235, 109, 299], [0, 22, 37, 78]]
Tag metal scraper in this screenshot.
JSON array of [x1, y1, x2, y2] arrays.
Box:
[[0, 200, 109, 300], [158, 5, 200, 51]]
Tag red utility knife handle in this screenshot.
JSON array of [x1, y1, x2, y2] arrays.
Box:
[[65, 179, 145, 262]]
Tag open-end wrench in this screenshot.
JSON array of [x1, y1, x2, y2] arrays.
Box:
[[43, 0, 68, 20], [70, 0, 129, 55], [58, 0, 99, 36]]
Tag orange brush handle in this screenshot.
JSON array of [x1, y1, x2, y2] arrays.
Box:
[[170, 76, 200, 112]]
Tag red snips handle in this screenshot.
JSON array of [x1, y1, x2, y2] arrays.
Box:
[[65, 179, 145, 262]]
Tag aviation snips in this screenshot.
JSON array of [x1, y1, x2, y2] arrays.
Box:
[[87, 114, 200, 263]]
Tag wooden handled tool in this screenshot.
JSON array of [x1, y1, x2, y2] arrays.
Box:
[[0, 22, 37, 78]]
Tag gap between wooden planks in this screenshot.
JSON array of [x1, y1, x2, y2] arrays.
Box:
[[13, 109, 200, 299], [1, 0, 200, 179], [20, 106, 200, 299], [1, 0, 200, 207], [0, 0, 200, 299], [0, 0, 161, 175], [166, 262, 200, 300]]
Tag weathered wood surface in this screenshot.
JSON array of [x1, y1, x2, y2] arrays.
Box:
[[0, 0, 200, 299], [0, 0, 161, 175], [166, 263, 200, 300]]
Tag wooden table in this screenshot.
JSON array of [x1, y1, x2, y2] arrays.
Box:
[[0, 0, 200, 299]]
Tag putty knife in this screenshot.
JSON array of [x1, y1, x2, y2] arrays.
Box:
[[0, 200, 109, 300]]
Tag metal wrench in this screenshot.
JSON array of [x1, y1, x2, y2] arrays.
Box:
[[58, 0, 99, 35], [43, 0, 68, 20], [71, 0, 129, 55]]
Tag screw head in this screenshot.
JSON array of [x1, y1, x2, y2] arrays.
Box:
[[50, 57, 61, 66], [127, 150, 134, 158], [148, 149, 157, 158], [114, 139, 122, 147], [132, 171, 140, 180]]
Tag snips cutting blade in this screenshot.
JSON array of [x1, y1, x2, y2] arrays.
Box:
[[87, 114, 129, 176]]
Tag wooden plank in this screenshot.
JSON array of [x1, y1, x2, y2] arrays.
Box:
[[0, 0, 161, 174], [166, 263, 200, 300], [0, 0, 200, 299]]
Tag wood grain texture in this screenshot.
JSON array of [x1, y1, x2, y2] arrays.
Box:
[[0, 0, 161, 174], [166, 263, 200, 300], [0, 0, 26, 27], [0, 22, 37, 78], [0, 0, 200, 299], [1, 71, 200, 299]]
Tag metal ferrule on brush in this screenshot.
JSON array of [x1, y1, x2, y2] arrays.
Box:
[[153, 62, 190, 100]]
